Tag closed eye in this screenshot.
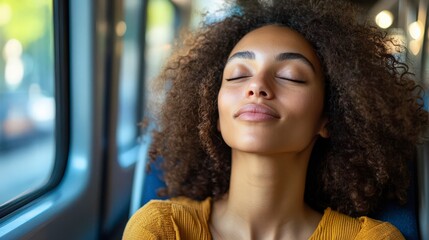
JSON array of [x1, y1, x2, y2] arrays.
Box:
[[225, 76, 252, 81], [276, 76, 306, 83]]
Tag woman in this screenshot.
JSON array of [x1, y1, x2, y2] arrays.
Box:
[[124, 0, 428, 239]]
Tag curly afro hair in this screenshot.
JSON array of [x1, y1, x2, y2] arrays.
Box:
[[147, 0, 429, 217]]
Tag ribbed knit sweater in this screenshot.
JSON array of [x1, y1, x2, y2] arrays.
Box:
[[123, 197, 404, 239]]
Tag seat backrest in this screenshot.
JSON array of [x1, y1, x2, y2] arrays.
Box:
[[140, 161, 167, 205], [129, 133, 167, 216], [369, 160, 419, 240]]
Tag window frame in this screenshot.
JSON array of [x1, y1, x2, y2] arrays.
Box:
[[417, 3, 429, 240], [99, 0, 149, 237], [0, 0, 69, 219], [0, 0, 105, 238]]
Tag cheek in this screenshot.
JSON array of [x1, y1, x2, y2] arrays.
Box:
[[217, 87, 239, 118], [290, 93, 316, 113], [308, 90, 324, 117], [217, 88, 238, 144], [217, 89, 230, 130], [286, 89, 325, 128], [296, 92, 324, 132]]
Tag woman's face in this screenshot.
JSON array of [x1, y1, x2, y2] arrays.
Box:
[[218, 25, 328, 155]]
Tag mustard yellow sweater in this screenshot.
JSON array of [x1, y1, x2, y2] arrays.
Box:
[[123, 197, 404, 240]]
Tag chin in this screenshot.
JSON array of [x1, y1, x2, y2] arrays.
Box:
[[226, 139, 287, 154], [224, 134, 310, 155]]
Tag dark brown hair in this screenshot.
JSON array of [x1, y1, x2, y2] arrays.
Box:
[[147, 0, 428, 217]]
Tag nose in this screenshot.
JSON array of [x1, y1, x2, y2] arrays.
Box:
[[246, 76, 273, 99]]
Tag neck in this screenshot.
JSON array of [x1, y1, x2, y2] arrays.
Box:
[[211, 147, 321, 239], [229, 151, 309, 224]]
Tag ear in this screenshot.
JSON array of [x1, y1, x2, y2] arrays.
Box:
[[318, 117, 329, 138]]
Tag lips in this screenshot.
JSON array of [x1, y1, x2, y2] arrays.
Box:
[[234, 103, 280, 121]]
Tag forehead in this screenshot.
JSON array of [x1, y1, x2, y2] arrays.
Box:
[[229, 25, 321, 67]]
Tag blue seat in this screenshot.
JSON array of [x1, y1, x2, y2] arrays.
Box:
[[141, 161, 167, 205], [369, 161, 419, 240]]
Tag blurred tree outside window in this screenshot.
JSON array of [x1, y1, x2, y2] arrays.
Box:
[[0, 0, 55, 206], [143, 0, 175, 117]]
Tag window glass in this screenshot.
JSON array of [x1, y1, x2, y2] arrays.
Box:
[[424, 21, 429, 86], [117, 0, 175, 166], [191, 0, 227, 27], [129, 0, 176, 211], [117, 0, 143, 156], [144, 0, 175, 103], [0, 0, 55, 206]]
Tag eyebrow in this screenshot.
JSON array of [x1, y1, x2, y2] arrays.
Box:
[[227, 51, 315, 72], [227, 51, 255, 62], [275, 52, 315, 72]]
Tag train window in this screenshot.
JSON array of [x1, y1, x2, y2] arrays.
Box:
[[117, 0, 175, 169], [419, 5, 428, 239], [144, 0, 175, 97], [129, 0, 178, 214], [0, 1, 55, 207], [116, 0, 145, 168], [191, 0, 227, 26]]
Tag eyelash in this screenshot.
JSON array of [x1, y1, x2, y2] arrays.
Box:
[[226, 75, 305, 84], [225, 76, 251, 81], [276, 76, 306, 83]]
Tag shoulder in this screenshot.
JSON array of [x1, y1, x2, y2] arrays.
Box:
[[123, 197, 212, 240], [122, 200, 176, 239], [310, 208, 404, 240], [356, 216, 405, 240]]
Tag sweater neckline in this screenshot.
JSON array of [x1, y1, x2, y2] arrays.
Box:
[[206, 198, 332, 239]]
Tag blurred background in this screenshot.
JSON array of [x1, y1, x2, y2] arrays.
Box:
[[0, 0, 428, 239]]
